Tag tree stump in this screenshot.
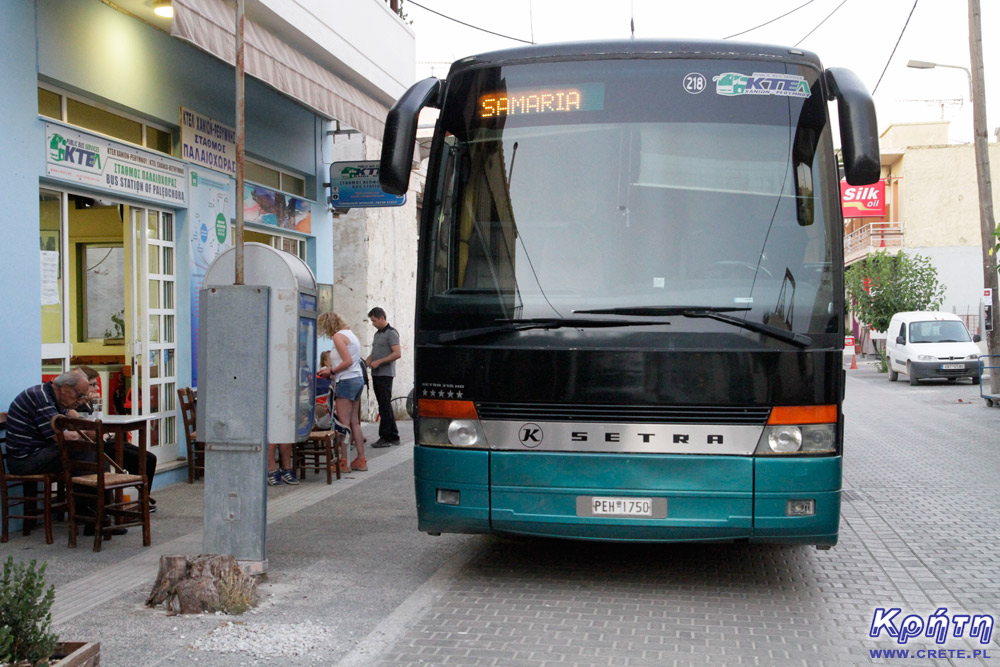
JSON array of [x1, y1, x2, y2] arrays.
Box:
[[146, 554, 248, 614]]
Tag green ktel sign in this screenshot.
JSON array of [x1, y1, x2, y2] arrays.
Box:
[[45, 122, 187, 207]]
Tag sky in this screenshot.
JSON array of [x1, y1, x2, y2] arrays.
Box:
[[403, 0, 999, 144]]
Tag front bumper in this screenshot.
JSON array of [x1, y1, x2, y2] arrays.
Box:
[[910, 359, 978, 380], [414, 447, 840, 546]]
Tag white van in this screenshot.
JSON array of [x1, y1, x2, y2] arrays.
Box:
[[885, 311, 982, 385]]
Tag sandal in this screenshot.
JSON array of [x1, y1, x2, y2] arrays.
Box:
[[350, 457, 368, 472]]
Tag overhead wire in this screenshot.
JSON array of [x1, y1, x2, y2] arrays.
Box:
[[407, 0, 534, 44], [723, 0, 817, 40], [793, 0, 848, 46], [872, 0, 920, 95]]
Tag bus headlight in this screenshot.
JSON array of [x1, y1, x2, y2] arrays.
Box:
[[766, 425, 802, 453], [418, 417, 488, 448], [755, 423, 837, 455]]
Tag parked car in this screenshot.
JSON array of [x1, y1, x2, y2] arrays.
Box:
[[885, 311, 981, 385]]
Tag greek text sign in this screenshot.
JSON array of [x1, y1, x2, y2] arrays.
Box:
[[180, 107, 237, 177], [45, 122, 187, 207], [329, 161, 406, 208]]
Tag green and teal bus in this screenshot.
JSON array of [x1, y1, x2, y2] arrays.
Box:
[[380, 39, 879, 547]]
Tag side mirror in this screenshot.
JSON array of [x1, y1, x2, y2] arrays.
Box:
[[826, 68, 880, 186], [379, 78, 443, 195], [896, 336, 905, 345], [973, 334, 982, 343]]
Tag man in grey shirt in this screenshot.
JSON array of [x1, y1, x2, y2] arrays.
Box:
[[366, 307, 402, 447]]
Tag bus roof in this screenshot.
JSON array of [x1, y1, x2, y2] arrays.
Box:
[[448, 39, 824, 76]]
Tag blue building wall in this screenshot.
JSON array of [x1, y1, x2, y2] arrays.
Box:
[[2, 0, 335, 489], [0, 1, 45, 411]]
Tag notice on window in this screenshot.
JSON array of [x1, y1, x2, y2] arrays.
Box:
[[40, 250, 60, 305]]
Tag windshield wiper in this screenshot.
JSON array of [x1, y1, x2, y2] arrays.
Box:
[[437, 317, 669, 344], [574, 306, 811, 347]]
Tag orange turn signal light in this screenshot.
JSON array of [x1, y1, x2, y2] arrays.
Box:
[[767, 405, 837, 425], [417, 398, 479, 419]]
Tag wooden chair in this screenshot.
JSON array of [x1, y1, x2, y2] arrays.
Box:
[[1, 412, 66, 545], [295, 430, 341, 484], [177, 387, 204, 483], [51, 415, 151, 552]]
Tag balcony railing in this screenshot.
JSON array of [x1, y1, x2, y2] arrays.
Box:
[[844, 221, 904, 266]]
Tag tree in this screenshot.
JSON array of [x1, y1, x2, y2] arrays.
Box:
[[845, 250, 946, 334]]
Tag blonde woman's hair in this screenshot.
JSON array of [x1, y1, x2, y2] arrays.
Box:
[[317, 311, 348, 338]]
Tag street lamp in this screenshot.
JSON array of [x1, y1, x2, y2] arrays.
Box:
[[906, 59, 973, 101], [908, 43, 998, 395]]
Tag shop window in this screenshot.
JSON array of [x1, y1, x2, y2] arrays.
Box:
[[38, 88, 61, 120], [247, 159, 307, 198], [79, 244, 126, 341], [147, 126, 172, 154], [67, 98, 143, 145], [246, 161, 281, 189], [239, 226, 307, 261], [40, 190, 63, 344], [281, 173, 306, 197], [38, 86, 173, 156]]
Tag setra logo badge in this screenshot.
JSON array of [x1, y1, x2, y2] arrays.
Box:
[[519, 424, 543, 448]]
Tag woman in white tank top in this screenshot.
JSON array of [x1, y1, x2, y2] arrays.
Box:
[[317, 312, 367, 472]]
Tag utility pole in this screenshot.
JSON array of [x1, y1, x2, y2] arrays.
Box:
[[968, 0, 999, 394]]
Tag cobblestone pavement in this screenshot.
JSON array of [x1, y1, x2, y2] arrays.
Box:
[[372, 364, 1000, 667], [6, 365, 999, 666]]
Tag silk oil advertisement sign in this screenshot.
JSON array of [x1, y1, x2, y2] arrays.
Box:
[[45, 122, 187, 207], [841, 179, 886, 218]]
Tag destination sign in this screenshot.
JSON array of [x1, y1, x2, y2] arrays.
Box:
[[479, 83, 605, 119]]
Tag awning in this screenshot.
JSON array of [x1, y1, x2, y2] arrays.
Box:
[[172, 0, 388, 139]]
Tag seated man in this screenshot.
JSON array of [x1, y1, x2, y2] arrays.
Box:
[[5, 370, 92, 476], [6, 370, 125, 535]]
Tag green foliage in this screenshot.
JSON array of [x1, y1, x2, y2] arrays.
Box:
[[103, 308, 125, 339], [877, 346, 889, 373], [845, 250, 946, 334], [213, 566, 258, 615], [0, 556, 59, 666]]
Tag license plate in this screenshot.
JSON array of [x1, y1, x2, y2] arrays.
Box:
[[942, 363, 964, 370], [590, 496, 653, 516]]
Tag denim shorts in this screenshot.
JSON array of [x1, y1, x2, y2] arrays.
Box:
[[334, 376, 364, 401]]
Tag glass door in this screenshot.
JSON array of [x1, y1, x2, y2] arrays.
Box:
[[40, 189, 70, 378], [129, 208, 179, 462]]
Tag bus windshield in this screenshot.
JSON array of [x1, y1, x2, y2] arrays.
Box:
[[425, 58, 841, 336]]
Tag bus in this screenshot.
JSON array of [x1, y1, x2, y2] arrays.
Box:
[[379, 39, 879, 547]]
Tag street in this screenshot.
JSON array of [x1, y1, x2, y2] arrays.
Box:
[[24, 362, 1000, 666]]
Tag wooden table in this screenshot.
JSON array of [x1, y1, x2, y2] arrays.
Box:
[[85, 414, 150, 521]]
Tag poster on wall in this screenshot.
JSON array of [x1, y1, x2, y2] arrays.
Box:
[[45, 122, 187, 207], [243, 184, 311, 233], [189, 169, 234, 386]]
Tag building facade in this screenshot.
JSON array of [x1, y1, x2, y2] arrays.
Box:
[[0, 0, 417, 486], [845, 122, 1000, 344]]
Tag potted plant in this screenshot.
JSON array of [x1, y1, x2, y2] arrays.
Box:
[[0, 556, 99, 667]]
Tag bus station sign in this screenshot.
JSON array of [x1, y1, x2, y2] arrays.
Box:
[[329, 161, 405, 208], [45, 122, 187, 207]]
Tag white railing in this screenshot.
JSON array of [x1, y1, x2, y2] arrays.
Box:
[[844, 221, 904, 266]]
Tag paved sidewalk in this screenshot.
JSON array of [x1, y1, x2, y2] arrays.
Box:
[[2, 420, 475, 667]]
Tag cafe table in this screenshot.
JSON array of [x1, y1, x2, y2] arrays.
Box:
[[85, 414, 151, 521]]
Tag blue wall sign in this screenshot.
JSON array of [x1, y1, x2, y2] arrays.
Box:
[[328, 161, 406, 208]]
